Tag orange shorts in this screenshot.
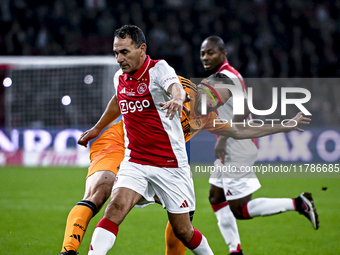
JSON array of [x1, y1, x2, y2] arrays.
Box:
[[86, 121, 125, 179]]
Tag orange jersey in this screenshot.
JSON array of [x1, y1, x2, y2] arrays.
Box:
[[178, 76, 230, 142], [86, 119, 125, 177]]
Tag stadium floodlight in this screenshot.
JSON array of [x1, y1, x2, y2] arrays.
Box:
[[0, 56, 119, 129], [3, 77, 12, 87], [61, 95, 72, 106]]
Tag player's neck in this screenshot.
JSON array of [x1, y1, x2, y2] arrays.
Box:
[[205, 64, 222, 76], [128, 55, 148, 76]]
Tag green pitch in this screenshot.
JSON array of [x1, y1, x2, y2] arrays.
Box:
[[1, 166, 339, 254]]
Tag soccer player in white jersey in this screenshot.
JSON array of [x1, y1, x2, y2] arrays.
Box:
[[81, 25, 214, 255], [200, 36, 319, 255]]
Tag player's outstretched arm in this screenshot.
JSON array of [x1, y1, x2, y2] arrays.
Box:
[[160, 82, 186, 120], [219, 112, 311, 139], [78, 95, 121, 147]]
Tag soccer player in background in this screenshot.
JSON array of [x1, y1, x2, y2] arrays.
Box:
[[199, 36, 319, 254]]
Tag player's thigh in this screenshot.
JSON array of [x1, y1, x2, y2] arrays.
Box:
[[150, 165, 196, 214], [209, 184, 226, 205], [83, 170, 116, 206], [112, 161, 155, 206], [222, 177, 261, 201], [104, 187, 143, 225], [224, 176, 260, 218]]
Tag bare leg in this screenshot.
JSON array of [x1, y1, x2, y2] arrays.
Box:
[[60, 170, 115, 253], [168, 212, 213, 255], [88, 187, 143, 255]]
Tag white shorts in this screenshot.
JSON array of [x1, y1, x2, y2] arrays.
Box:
[[113, 161, 196, 214], [209, 159, 261, 200]]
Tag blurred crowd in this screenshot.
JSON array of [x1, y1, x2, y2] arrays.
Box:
[[1, 0, 339, 78], [1, 0, 340, 126]]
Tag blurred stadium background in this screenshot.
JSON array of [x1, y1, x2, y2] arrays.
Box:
[[1, 0, 340, 254]]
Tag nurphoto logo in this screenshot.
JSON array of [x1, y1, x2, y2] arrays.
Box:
[[199, 82, 311, 128]]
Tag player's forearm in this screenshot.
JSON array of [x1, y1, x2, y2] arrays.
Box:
[[230, 124, 286, 139], [216, 123, 287, 139], [168, 83, 186, 103], [93, 96, 121, 131], [223, 112, 310, 139]]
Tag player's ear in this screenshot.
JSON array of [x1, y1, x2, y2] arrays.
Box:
[[140, 43, 147, 55], [222, 50, 227, 60]]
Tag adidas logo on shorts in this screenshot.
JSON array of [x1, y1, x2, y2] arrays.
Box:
[[180, 200, 189, 208], [226, 190, 233, 196]]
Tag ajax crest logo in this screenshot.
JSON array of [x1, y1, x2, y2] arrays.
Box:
[[137, 83, 148, 94]]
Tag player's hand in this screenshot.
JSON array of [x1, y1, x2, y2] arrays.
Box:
[[214, 136, 227, 158], [284, 112, 311, 133], [78, 127, 101, 147], [159, 99, 183, 120], [159, 103, 190, 116], [160, 102, 190, 117]]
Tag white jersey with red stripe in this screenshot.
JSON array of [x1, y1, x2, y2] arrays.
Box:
[[216, 61, 258, 167], [114, 56, 188, 168]]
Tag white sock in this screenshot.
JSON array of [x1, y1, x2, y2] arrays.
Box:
[[191, 235, 214, 255], [214, 204, 241, 252], [247, 198, 295, 217], [88, 227, 116, 255]]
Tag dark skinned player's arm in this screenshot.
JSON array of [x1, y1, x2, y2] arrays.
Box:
[[215, 112, 310, 140]]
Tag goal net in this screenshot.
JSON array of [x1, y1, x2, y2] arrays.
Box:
[[0, 56, 120, 166], [1, 56, 119, 129]]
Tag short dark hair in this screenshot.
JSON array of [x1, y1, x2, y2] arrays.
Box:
[[207, 72, 234, 86], [114, 25, 146, 48], [204, 36, 225, 52]]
